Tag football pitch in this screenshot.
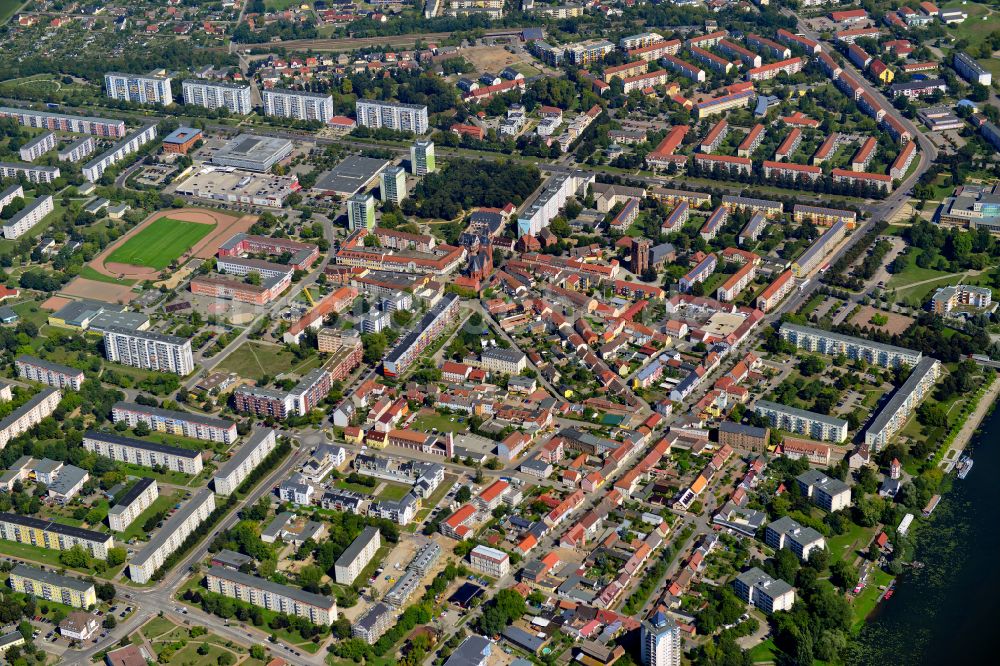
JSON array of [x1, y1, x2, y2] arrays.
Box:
[[106, 217, 216, 270]]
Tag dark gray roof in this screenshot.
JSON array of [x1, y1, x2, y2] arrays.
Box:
[[84, 430, 200, 460], [0, 388, 59, 433], [206, 565, 335, 609], [16, 354, 84, 378], [11, 563, 94, 593], [0, 512, 110, 544], [335, 526, 381, 568], [112, 402, 234, 429], [110, 477, 156, 512], [131, 489, 214, 568]]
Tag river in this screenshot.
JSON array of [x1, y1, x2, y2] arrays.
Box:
[[853, 404, 1000, 664]]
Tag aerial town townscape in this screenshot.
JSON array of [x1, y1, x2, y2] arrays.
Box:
[[0, 1, 998, 665]]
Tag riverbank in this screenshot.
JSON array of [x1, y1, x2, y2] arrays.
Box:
[[938, 370, 999, 470], [853, 404, 1000, 664]]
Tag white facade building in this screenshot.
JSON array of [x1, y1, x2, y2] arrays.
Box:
[[102, 326, 194, 375], [356, 99, 429, 134], [263, 88, 334, 122], [3, 195, 53, 239], [212, 428, 278, 495], [105, 72, 173, 105], [128, 488, 215, 583], [182, 79, 253, 115]]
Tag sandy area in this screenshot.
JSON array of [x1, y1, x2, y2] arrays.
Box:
[[40, 295, 72, 311], [60, 278, 136, 304], [849, 305, 913, 336]]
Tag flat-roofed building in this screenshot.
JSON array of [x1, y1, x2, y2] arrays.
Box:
[[211, 134, 293, 172], [954, 52, 991, 86], [19, 131, 55, 161], [82, 124, 157, 182], [0, 512, 113, 559], [83, 430, 203, 474], [353, 601, 394, 644], [0, 162, 59, 185], [15, 355, 85, 391], [3, 195, 53, 239], [9, 564, 97, 609], [205, 565, 337, 624], [103, 326, 193, 376], [469, 544, 510, 577], [263, 88, 334, 122], [754, 400, 848, 443], [733, 567, 795, 614], [212, 428, 278, 495], [334, 526, 381, 584], [129, 488, 215, 583], [779, 323, 922, 368], [792, 204, 857, 229], [356, 99, 429, 134], [111, 402, 237, 444], [864, 357, 941, 451], [0, 107, 125, 138], [480, 347, 527, 375], [791, 221, 847, 277], [765, 515, 826, 560], [107, 478, 158, 532], [105, 72, 173, 105], [182, 79, 253, 115], [0, 388, 60, 450]]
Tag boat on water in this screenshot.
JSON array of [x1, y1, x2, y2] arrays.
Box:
[[957, 455, 974, 480]]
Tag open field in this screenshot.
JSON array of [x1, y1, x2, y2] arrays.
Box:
[[76, 265, 138, 286], [411, 410, 468, 434], [0, 0, 22, 25], [461, 44, 535, 74], [377, 481, 413, 501], [215, 341, 320, 382], [106, 216, 217, 270]]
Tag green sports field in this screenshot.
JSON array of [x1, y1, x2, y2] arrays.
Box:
[[106, 217, 215, 270]]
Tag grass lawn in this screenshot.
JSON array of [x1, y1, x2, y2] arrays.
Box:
[[0, 539, 124, 579], [886, 249, 951, 290], [119, 490, 180, 542], [106, 216, 215, 270], [264, 0, 301, 9], [827, 522, 875, 564], [76, 265, 138, 286], [411, 411, 467, 434], [11, 300, 49, 328], [0, 0, 24, 24], [377, 481, 412, 501], [334, 479, 376, 494], [513, 62, 542, 77], [852, 568, 894, 631], [118, 462, 193, 486], [749, 638, 779, 664], [942, 2, 996, 49], [141, 616, 180, 640], [216, 341, 316, 382]]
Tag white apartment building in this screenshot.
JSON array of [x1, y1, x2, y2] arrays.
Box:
[[865, 357, 941, 451], [779, 323, 922, 368], [19, 132, 55, 161], [83, 430, 204, 475], [107, 478, 158, 532], [15, 354, 85, 391], [410, 139, 435, 175], [3, 195, 53, 240], [516, 170, 595, 236], [58, 137, 97, 163], [641, 611, 681, 666], [334, 526, 381, 584], [205, 566, 338, 625], [765, 516, 826, 560], [82, 124, 157, 182], [0, 162, 60, 183], [733, 568, 795, 614], [212, 428, 277, 495], [102, 326, 194, 375], [182, 79, 253, 115], [796, 470, 852, 512], [0, 388, 61, 450], [480, 347, 528, 375], [263, 88, 334, 122], [104, 72, 173, 105], [754, 400, 849, 443], [469, 544, 511, 578], [356, 99, 429, 134], [111, 402, 237, 444], [0, 184, 22, 210], [954, 52, 991, 86], [129, 488, 215, 583]]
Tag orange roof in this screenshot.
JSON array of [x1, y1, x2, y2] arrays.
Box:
[[444, 503, 476, 528], [479, 479, 510, 504]]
